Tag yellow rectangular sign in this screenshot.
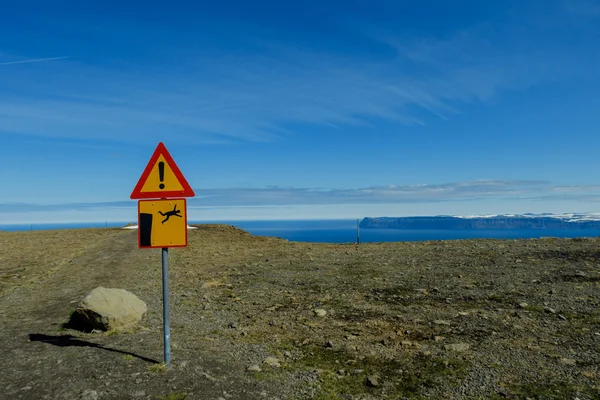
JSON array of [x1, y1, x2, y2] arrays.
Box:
[[138, 199, 188, 248]]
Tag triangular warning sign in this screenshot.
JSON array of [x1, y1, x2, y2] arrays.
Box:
[[130, 142, 195, 199]]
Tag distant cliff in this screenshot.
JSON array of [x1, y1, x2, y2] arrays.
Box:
[[360, 216, 600, 230]]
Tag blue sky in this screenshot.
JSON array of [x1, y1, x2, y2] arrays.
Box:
[[1, 0, 600, 223]]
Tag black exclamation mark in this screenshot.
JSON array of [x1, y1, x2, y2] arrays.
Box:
[[158, 162, 165, 190]]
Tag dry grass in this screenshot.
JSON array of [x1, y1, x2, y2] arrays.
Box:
[[0, 228, 123, 294], [1, 225, 599, 399]]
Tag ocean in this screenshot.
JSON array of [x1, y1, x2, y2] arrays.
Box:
[[2, 219, 600, 243]]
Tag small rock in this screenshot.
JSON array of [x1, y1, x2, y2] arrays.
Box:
[[325, 340, 334, 348], [351, 369, 364, 375], [79, 390, 98, 400], [314, 309, 327, 317], [366, 375, 380, 387], [21, 386, 32, 391], [544, 307, 557, 314], [575, 271, 587, 277], [200, 372, 216, 382], [135, 378, 143, 384], [401, 340, 413, 347], [264, 357, 281, 368], [337, 369, 345, 375], [132, 391, 146, 397], [433, 320, 451, 326], [130, 372, 141, 378], [582, 371, 596, 379], [227, 322, 237, 329], [434, 336, 445, 342], [561, 358, 576, 366], [518, 303, 529, 308], [247, 365, 262, 372], [201, 280, 222, 289], [284, 351, 292, 358], [444, 343, 470, 352], [558, 314, 567, 321], [458, 312, 469, 316]]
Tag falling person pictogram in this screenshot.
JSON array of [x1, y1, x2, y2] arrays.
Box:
[[158, 204, 182, 224]]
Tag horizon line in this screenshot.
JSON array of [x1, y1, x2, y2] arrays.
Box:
[[2, 212, 600, 227]]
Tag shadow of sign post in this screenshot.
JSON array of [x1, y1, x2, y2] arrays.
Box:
[[29, 333, 159, 364]]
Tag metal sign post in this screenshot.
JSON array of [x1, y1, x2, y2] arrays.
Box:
[[161, 247, 171, 367], [130, 142, 195, 369]]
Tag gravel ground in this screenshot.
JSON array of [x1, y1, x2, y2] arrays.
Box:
[[1, 225, 599, 399]]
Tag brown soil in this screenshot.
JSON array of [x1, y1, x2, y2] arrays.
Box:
[[1, 225, 600, 399]]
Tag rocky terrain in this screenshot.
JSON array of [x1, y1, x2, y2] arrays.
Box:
[[1, 225, 600, 399]]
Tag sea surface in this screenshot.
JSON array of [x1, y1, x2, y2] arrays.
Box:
[[2, 219, 600, 243]]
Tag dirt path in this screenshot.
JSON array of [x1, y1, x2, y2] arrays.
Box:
[[1, 231, 137, 331], [1, 228, 273, 400]]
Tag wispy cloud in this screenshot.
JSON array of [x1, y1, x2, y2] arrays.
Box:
[[184, 180, 558, 207], [565, 0, 600, 17], [21, 138, 109, 150], [2, 180, 599, 215], [550, 185, 600, 193], [0, 56, 69, 66], [0, 3, 594, 144]]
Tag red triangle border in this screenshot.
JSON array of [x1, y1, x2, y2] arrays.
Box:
[[130, 142, 195, 199]]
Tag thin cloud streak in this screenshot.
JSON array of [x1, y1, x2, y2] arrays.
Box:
[[0, 5, 595, 144], [0, 56, 70, 66], [1, 180, 599, 214]]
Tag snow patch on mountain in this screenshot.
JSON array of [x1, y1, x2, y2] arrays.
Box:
[[454, 213, 600, 222]]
